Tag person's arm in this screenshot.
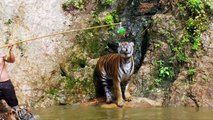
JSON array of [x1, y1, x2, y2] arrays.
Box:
[[3, 44, 15, 63]]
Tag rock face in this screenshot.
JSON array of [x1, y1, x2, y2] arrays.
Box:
[[169, 21, 213, 107], [134, 13, 213, 107], [132, 14, 181, 101], [0, 0, 92, 108]]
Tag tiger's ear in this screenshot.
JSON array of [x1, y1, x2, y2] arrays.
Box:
[[129, 42, 134, 46], [118, 42, 121, 46], [11, 107, 16, 113]]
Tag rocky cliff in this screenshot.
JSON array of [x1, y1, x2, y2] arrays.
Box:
[[0, 0, 93, 108]]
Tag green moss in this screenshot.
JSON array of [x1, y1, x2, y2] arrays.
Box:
[[48, 76, 95, 99], [71, 57, 87, 72], [61, 77, 76, 90], [48, 89, 58, 96], [187, 68, 196, 81], [62, 0, 85, 10], [62, 77, 95, 97], [76, 30, 109, 58], [104, 0, 114, 5]]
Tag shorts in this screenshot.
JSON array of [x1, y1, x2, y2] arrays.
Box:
[[0, 80, 18, 107]]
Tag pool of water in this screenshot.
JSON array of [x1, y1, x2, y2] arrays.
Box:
[[33, 105, 213, 120]]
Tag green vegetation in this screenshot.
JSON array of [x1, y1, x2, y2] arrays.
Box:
[[158, 60, 174, 79], [187, 68, 196, 81], [153, 60, 174, 87], [179, 0, 210, 51], [48, 50, 96, 101], [48, 76, 95, 101], [48, 89, 58, 96], [59, 76, 94, 92], [70, 57, 87, 72], [105, 14, 114, 25], [76, 30, 109, 58], [202, 75, 211, 82], [152, 0, 212, 89], [104, 0, 114, 5], [76, 4, 120, 58], [61, 0, 120, 58], [62, 0, 86, 10]]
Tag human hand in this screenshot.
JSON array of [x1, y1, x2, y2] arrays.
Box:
[[8, 43, 14, 51]]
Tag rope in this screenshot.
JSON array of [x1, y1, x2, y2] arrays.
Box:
[[0, 23, 121, 49]]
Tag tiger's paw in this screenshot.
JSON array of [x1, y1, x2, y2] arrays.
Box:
[[125, 92, 132, 101], [116, 99, 124, 107], [106, 97, 113, 104], [125, 95, 133, 102]]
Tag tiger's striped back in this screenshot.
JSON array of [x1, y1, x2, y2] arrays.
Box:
[[95, 53, 134, 85]]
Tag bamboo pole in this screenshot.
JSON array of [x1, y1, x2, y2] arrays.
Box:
[[0, 23, 122, 49]]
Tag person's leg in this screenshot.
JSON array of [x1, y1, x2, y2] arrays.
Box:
[[1, 80, 18, 107]]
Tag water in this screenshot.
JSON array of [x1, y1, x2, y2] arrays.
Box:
[[33, 105, 213, 120]]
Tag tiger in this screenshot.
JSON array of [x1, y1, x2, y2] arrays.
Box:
[[11, 104, 34, 120], [0, 104, 34, 120], [0, 110, 16, 120], [94, 42, 134, 107]]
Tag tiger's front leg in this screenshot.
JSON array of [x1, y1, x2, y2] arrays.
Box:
[[124, 82, 132, 101], [100, 76, 113, 103], [103, 86, 113, 103], [113, 79, 124, 107]]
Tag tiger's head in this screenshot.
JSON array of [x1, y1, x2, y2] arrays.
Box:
[[11, 104, 34, 120], [117, 42, 134, 58]]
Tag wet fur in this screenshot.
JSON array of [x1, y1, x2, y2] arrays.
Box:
[[12, 104, 34, 120], [0, 111, 16, 120], [0, 104, 34, 120]]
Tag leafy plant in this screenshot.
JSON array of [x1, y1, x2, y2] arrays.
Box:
[[105, 14, 114, 24], [150, 0, 211, 91], [158, 60, 174, 79], [187, 68, 196, 81], [162, 31, 188, 64], [104, 0, 114, 5], [187, 0, 203, 12], [153, 79, 162, 87], [187, 68, 196, 76], [179, 0, 210, 52], [62, 0, 85, 10]]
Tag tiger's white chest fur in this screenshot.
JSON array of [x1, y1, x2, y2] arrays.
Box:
[[123, 62, 132, 74], [118, 59, 134, 82]]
